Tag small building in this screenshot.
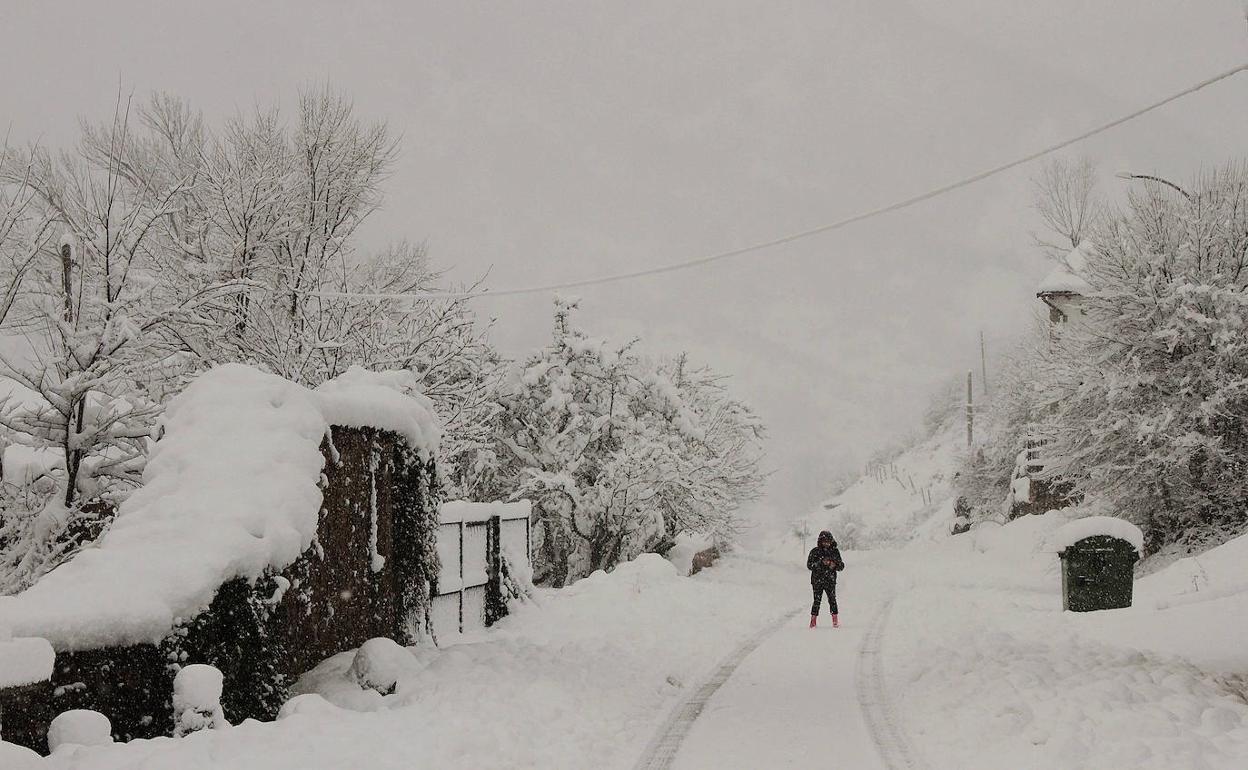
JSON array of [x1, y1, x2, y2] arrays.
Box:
[[1036, 245, 1092, 325]]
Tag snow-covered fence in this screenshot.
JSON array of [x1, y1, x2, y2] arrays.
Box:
[[432, 501, 532, 635]]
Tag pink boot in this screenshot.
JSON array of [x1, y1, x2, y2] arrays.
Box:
[[831, 614, 839, 628], [810, 615, 817, 629]]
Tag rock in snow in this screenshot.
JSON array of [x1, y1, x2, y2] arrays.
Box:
[[349, 638, 414, 696], [47, 710, 113, 753]]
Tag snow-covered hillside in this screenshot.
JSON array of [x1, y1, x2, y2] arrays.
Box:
[[797, 420, 962, 550]]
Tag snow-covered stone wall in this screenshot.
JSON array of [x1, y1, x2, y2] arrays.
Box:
[[0, 364, 444, 753], [0, 364, 440, 652]]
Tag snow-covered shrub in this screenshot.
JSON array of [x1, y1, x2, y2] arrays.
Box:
[[47, 709, 113, 752], [0, 494, 114, 595], [500, 543, 537, 604], [488, 298, 765, 585], [172, 665, 227, 737]]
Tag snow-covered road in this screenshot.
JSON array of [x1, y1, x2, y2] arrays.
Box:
[[648, 523, 1248, 770], [665, 559, 903, 770], [9, 521, 1248, 769]]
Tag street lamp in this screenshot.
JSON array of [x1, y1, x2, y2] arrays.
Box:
[[1115, 171, 1192, 201]]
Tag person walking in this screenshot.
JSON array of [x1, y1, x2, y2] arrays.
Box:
[[807, 530, 844, 628]]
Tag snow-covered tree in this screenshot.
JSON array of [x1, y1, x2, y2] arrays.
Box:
[[135, 92, 502, 489], [493, 299, 764, 585], [1037, 163, 1248, 553], [654, 355, 766, 540], [0, 101, 251, 591], [0, 101, 247, 506]]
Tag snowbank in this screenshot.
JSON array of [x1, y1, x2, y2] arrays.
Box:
[[33, 552, 798, 770], [0, 364, 440, 652], [880, 511, 1248, 769], [0, 740, 42, 768], [1050, 516, 1144, 555]]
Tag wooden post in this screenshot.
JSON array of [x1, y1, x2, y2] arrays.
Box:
[[484, 515, 505, 626], [458, 521, 465, 633], [966, 371, 974, 448], [980, 331, 989, 398]]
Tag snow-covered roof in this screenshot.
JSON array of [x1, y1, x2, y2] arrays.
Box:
[[440, 500, 532, 524], [0, 364, 441, 652], [1037, 245, 1093, 296], [1050, 516, 1144, 555]]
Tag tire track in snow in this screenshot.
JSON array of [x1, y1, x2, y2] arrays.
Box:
[[855, 596, 929, 770], [631, 606, 803, 770]]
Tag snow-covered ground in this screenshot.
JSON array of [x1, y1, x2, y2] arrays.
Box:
[[883, 515, 1248, 770], [654, 515, 1248, 770], [5, 474, 1247, 768], [12, 553, 798, 769]]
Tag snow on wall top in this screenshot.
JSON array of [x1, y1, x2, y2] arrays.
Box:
[[440, 500, 532, 524], [315, 366, 441, 458], [0, 364, 441, 652], [1037, 245, 1093, 296], [1051, 516, 1144, 555], [0, 627, 55, 689]]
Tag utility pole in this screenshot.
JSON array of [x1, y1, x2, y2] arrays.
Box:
[[966, 371, 974, 448], [979, 331, 989, 399]]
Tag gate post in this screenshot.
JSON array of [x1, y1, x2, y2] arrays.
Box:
[[484, 515, 507, 626]]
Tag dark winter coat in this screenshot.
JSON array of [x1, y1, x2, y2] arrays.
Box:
[[807, 537, 844, 585]]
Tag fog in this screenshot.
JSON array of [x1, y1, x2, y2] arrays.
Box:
[[4, 0, 1245, 526]]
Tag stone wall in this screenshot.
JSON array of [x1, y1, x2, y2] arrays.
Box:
[[0, 425, 439, 753]]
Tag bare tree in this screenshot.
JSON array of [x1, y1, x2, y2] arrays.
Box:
[[1031, 157, 1102, 259]]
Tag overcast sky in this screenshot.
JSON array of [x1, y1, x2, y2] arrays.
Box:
[[3, 0, 1246, 526]]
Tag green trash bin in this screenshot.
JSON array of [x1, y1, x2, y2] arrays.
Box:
[[1058, 535, 1138, 612]]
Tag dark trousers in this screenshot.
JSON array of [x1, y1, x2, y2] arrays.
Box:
[[811, 581, 838, 615]]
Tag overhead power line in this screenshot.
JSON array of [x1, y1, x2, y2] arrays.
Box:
[[314, 62, 1248, 303]]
